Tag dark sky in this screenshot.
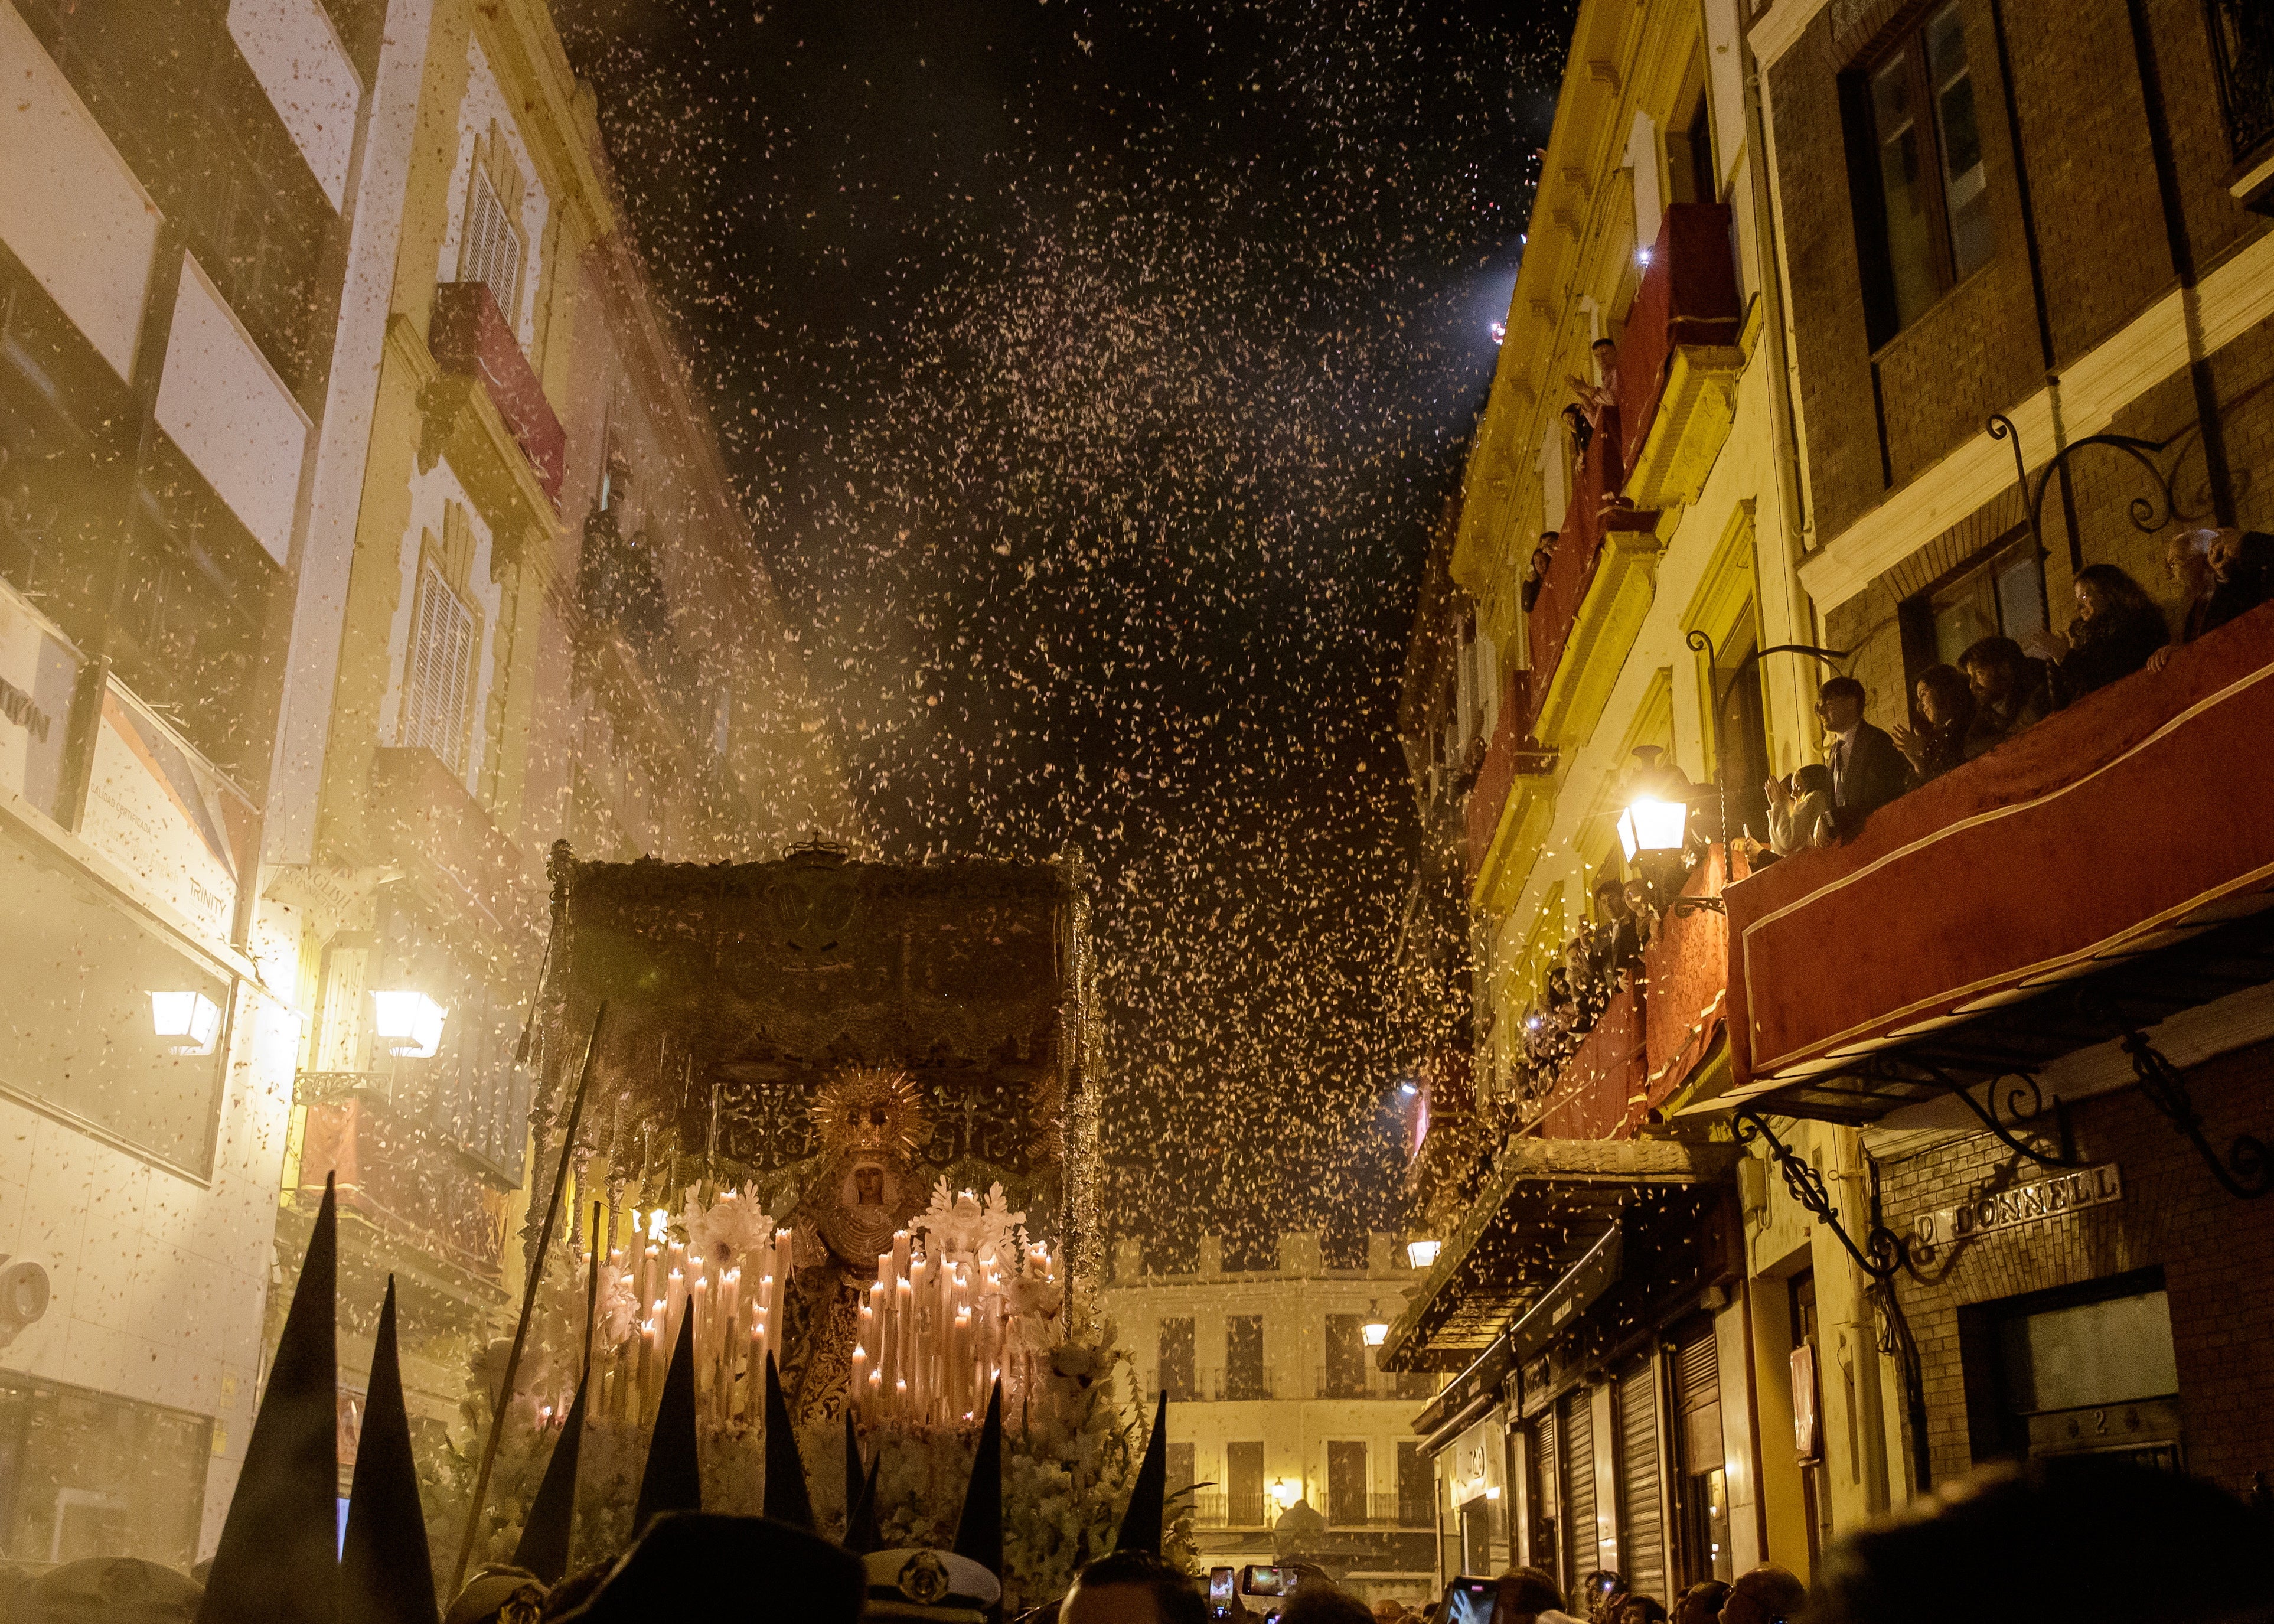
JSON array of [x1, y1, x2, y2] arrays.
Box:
[[557, 0, 1575, 1263]]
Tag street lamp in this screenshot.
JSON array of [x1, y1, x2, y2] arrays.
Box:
[[1406, 1238, 1442, 1270], [148, 990, 222, 1056], [1269, 1478, 1301, 1510], [371, 990, 448, 1059], [1616, 795, 1689, 862], [1361, 1302, 1390, 1347]]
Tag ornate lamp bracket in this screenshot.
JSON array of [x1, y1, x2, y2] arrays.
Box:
[[1734, 1110, 1910, 1281], [2093, 1007, 2271, 1199]]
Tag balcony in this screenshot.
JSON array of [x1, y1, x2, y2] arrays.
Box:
[[1718, 605, 2274, 1123], [1187, 1491, 1433, 1531], [430, 282, 566, 504], [294, 1088, 507, 1279], [1464, 669, 1557, 899], [1526, 419, 1662, 748], [1615, 204, 1745, 509], [367, 747, 533, 940]]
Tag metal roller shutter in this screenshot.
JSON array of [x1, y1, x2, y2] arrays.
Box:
[[1618, 1362, 1665, 1600], [1559, 1387, 1596, 1594], [1536, 1407, 1559, 1579], [1677, 1326, 1724, 1475]]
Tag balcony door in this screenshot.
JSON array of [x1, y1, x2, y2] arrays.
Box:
[[1328, 1440, 1369, 1525], [1227, 1440, 1266, 1525]]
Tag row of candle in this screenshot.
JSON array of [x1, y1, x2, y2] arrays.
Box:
[[600, 1213, 796, 1429], [852, 1228, 1056, 1426]]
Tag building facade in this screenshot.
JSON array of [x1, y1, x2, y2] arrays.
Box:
[[1, 0, 380, 1563], [1104, 1234, 1441, 1611], [1391, 0, 2274, 1606], [1, 0, 854, 1564]]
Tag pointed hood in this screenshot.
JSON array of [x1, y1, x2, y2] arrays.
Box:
[[952, 1379, 1004, 1579], [844, 1453, 883, 1555], [513, 1372, 588, 1582], [342, 1278, 438, 1624], [197, 1175, 339, 1624], [632, 1309, 702, 1534], [843, 1407, 863, 1530], [762, 1353, 816, 1531], [1115, 1388, 1170, 1555]]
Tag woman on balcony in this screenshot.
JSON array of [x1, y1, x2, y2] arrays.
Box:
[[1891, 663, 1975, 788], [2025, 563, 2170, 706]]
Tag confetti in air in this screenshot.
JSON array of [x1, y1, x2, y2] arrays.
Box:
[[558, 0, 1577, 1262]]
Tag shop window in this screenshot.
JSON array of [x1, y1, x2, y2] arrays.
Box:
[[0, 1372, 211, 1567], [0, 822, 230, 1176], [1324, 1315, 1370, 1398], [401, 560, 477, 777], [1903, 531, 2048, 677], [1969, 1267, 2184, 1468], [1846, 0, 1994, 345], [1227, 1440, 1265, 1525], [1226, 1315, 1267, 1400], [1328, 1439, 1368, 1525], [1157, 1318, 1196, 1402]]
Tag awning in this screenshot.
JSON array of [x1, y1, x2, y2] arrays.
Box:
[[1378, 1137, 1738, 1372]]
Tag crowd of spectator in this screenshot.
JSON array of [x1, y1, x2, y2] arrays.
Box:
[[1753, 527, 2272, 858]]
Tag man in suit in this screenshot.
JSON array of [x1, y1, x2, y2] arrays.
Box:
[[1815, 674, 1907, 836]]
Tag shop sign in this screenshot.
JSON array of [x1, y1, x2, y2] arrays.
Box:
[[1911, 1163, 2123, 1249], [0, 583, 83, 824]]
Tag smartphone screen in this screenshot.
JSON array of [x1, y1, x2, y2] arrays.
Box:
[[1441, 1577, 1496, 1624], [1211, 1570, 1235, 1605], [1242, 1567, 1286, 1599]]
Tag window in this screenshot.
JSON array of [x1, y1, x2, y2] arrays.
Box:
[[1227, 1440, 1266, 1525], [1166, 1442, 1196, 1504], [1324, 1315, 1370, 1398], [1226, 1315, 1267, 1400], [1913, 533, 2047, 669], [1854, 0, 1992, 340], [460, 164, 525, 327], [0, 1372, 211, 1567], [1157, 1318, 1196, 1402], [1398, 1440, 1432, 1526], [1327, 1440, 1369, 1525], [2204, 0, 2274, 165], [401, 561, 477, 776]]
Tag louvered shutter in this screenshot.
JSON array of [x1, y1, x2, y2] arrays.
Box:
[[1535, 1407, 1561, 1582], [1677, 1326, 1724, 1475], [1618, 1363, 1665, 1600]]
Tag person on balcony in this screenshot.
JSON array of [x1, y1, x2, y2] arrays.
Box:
[[1566, 338, 1620, 432], [2024, 563, 2169, 705], [2206, 527, 2274, 631], [1588, 878, 1645, 987], [1891, 663, 1975, 788], [1623, 876, 1660, 953], [1522, 534, 1558, 613], [1956, 637, 2052, 756], [1764, 764, 1835, 855], [1810, 676, 1906, 833], [1562, 402, 1593, 459]]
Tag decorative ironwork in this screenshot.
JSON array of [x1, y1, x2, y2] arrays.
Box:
[[1919, 1062, 2089, 1170], [1989, 415, 2189, 566], [2206, 0, 2274, 166], [1734, 1110, 1909, 1280], [2106, 1010, 2271, 1199]]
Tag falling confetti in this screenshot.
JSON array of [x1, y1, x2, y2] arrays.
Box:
[[557, 0, 1577, 1261]]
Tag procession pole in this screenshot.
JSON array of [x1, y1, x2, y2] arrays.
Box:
[[451, 1002, 608, 1593]]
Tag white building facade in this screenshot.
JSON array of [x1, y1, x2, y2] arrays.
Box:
[[1103, 1233, 1443, 1611]]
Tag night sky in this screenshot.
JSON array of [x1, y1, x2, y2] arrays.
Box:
[[557, 0, 1576, 1263]]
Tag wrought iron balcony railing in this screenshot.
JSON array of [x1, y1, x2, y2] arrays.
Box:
[[2207, 0, 2274, 165]]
